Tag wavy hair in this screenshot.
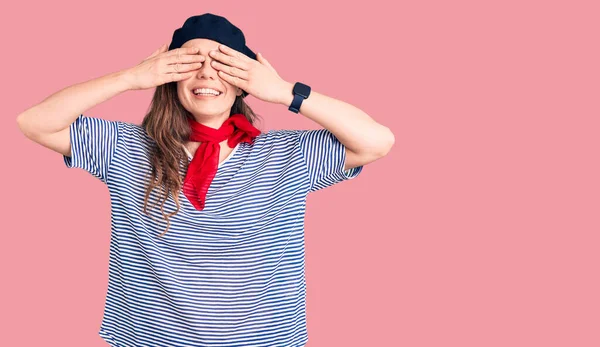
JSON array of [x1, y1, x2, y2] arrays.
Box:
[[140, 82, 263, 237]]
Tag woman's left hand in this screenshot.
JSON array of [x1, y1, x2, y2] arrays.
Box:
[[208, 44, 290, 104]]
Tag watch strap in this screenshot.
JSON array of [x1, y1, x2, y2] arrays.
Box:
[[288, 82, 311, 114]]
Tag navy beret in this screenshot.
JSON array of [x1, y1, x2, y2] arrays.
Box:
[[169, 13, 256, 60], [168, 13, 256, 98]]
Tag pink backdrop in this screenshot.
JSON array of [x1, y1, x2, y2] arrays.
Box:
[[3, 1, 599, 346]]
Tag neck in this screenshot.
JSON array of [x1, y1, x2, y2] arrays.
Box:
[[184, 139, 233, 160], [189, 111, 231, 129]]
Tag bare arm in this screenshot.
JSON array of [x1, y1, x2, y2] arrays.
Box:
[[276, 81, 395, 171], [16, 70, 132, 157]]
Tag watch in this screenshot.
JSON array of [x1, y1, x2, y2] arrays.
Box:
[[288, 82, 311, 113]]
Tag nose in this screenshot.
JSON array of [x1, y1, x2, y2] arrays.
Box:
[[195, 54, 218, 79]]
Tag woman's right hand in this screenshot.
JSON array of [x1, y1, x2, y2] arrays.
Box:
[[123, 43, 205, 90]]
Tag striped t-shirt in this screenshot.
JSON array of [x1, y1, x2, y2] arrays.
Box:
[[63, 114, 364, 347]]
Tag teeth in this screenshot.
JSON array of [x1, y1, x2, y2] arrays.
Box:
[[193, 88, 221, 95]]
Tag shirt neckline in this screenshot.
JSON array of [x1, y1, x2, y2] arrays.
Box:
[[183, 142, 241, 168]]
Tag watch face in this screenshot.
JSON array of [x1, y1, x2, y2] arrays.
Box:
[[293, 83, 311, 98]]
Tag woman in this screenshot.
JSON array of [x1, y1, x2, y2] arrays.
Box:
[[17, 13, 394, 347]]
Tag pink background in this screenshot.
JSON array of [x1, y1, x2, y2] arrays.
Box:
[[3, 1, 599, 346]]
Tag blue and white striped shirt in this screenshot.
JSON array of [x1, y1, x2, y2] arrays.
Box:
[[63, 114, 364, 347]]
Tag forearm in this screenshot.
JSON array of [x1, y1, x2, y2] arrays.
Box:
[[17, 70, 132, 137], [277, 81, 394, 156]]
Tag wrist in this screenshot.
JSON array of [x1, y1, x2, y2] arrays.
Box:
[[278, 81, 295, 107], [113, 69, 135, 91]]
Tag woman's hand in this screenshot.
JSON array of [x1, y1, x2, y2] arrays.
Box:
[[123, 43, 206, 90], [208, 44, 290, 104]]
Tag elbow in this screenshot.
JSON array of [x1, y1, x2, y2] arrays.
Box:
[[16, 114, 28, 137], [377, 127, 395, 157], [16, 112, 39, 141]]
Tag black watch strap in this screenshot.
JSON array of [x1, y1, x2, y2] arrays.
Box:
[[288, 82, 311, 113]]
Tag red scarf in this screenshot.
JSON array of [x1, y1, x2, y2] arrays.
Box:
[[182, 113, 261, 210]]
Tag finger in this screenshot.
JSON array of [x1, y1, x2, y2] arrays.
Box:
[[211, 61, 249, 80], [167, 46, 200, 59], [258, 52, 270, 66], [168, 52, 205, 64], [169, 62, 204, 74], [218, 44, 250, 61], [153, 43, 167, 56], [258, 53, 280, 77], [257, 52, 275, 71], [218, 70, 247, 90], [168, 70, 197, 83], [210, 47, 249, 70], [144, 43, 168, 61]]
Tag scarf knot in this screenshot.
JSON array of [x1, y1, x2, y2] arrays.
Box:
[[183, 113, 261, 210]]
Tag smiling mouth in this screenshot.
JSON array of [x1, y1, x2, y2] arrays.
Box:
[[191, 90, 222, 99]]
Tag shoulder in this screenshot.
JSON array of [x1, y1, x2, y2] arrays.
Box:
[[253, 129, 305, 146], [239, 129, 305, 162], [118, 120, 147, 137], [259, 129, 303, 139], [250, 128, 338, 151], [114, 120, 155, 147]]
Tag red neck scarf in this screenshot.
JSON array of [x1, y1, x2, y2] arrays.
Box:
[[183, 113, 261, 210]]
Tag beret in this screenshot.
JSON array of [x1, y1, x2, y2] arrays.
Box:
[[169, 13, 256, 98]]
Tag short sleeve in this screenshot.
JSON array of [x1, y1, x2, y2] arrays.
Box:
[[298, 128, 364, 193], [63, 114, 121, 184]]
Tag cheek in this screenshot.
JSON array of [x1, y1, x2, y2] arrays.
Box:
[[223, 84, 236, 96]]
